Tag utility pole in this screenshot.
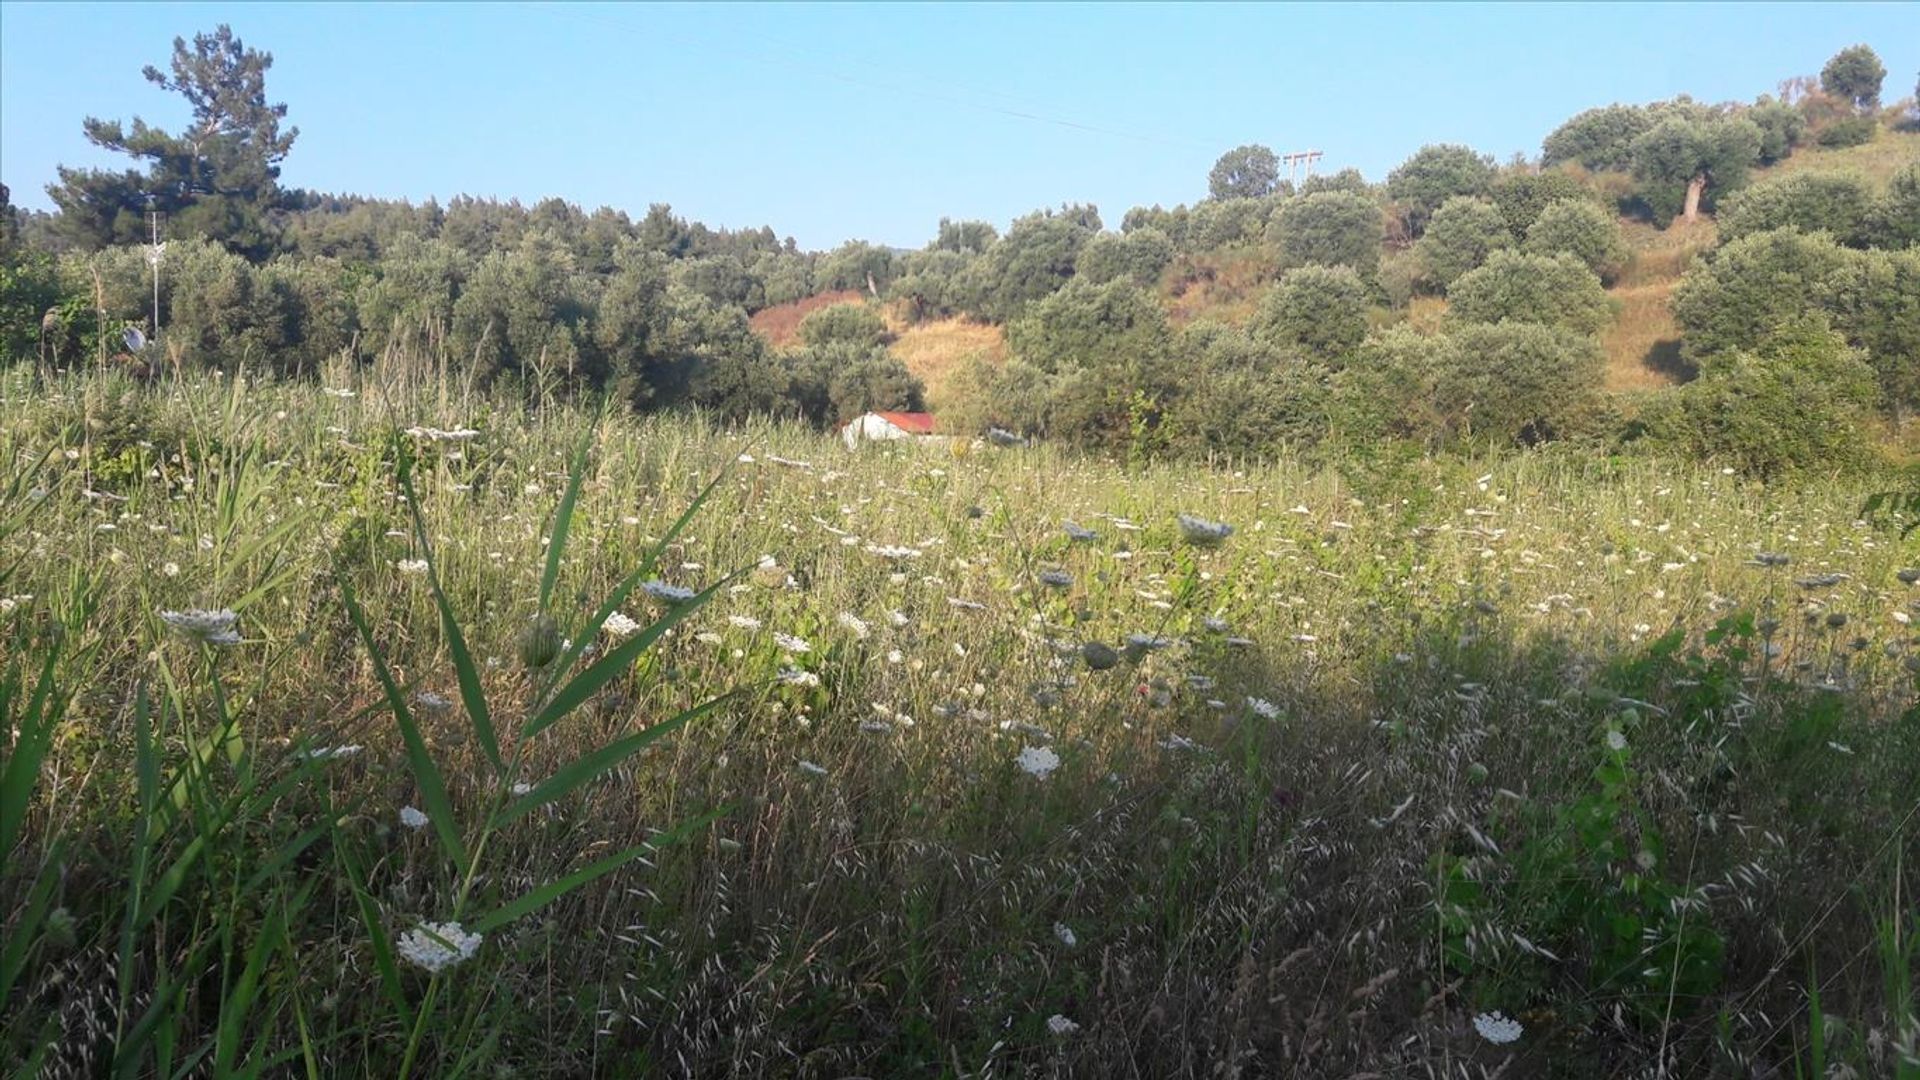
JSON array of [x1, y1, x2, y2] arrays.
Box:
[[145, 194, 163, 343], [1280, 150, 1325, 186]]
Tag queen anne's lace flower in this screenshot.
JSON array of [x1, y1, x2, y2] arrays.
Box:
[[397, 921, 482, 974], [642, 580, 696, 604], [1473, 1011, 1523, 1044], [602, 611, 642, 638], [1176, 514, 1234, 546], [1046, 1014, 1080, 1036], [399, 805, 429, 830], [396, 559, 430, 575], [160, 608, 241, 646], [1017, 745, 1061, 779]]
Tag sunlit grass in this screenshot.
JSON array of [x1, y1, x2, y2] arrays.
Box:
[[2, 365, 1917, 1077]]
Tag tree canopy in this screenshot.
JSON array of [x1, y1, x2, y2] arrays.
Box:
[[48, 25, 297, 258]]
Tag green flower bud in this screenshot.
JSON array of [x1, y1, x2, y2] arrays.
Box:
[[518, 613, 561, 670]]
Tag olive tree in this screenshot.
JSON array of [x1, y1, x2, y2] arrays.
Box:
[[1272, 191, 1383, 276], [1628, 113, 1762, 223], [1523, 199, 1627, 281], [1446, 250, 1615, 336], [1208, 144, 1282, 200], [1386, 144, 1497, 236], [1821, 45, 1887, 112], [1414, 196, 1512, 290], [1249, 264, 1371, 361]]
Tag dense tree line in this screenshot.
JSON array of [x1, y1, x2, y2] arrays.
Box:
[[2, 29, 1915, 475]]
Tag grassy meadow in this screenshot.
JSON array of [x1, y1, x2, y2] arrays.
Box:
[[3, 364, 1918, 1077]]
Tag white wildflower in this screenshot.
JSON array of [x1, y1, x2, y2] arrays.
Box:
[[773, 632, 812, 654], [1046, 1014, 1080, 1036], [1054, 922, 1077, 947], [728, 614, 763, 631], [415, 690, 452, 712], [304, 744, 363, 761], [797, 760, 828, 777], [399, 805, 430, 830], [396, 920, 482, 974], [160, 608, 240, 646], [1606, 729, 1628, 752], [836, 611, 870, 639], [395, 558, 430, 575], [1017, 745, 1061, 779], [642, 580, 696, 605], [602, 610, 642, 638], [777, 668, 820, 688], [1176, 513, 1233, 546], [865, 543, 922, 560], [1472, 1011, 1523, 1045], [1247, 697, 1281, 719]]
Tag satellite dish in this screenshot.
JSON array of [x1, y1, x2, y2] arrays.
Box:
[[122, 326, 148, 352]]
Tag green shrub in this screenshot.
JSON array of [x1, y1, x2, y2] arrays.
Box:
[[1489, 169, 1596, 239], [797, 301, 890, 349], [1815, 115, 1877, 148], [1643, 320, 1880, 475], [1271, 191, 1383, 277], [1716, 172, 1876, 247], [1446, 250, 1615, 336], [1523, 200, 1628, 282], [1339, 322, 1605, 446], [1249, 264, 1371, 361], [1414, 196, 1512, 289]]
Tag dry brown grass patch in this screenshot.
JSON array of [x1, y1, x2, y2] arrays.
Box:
[[747, 290, 869, 348]]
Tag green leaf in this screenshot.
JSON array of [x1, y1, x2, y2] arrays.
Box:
[[469, 805, 730, 934], [522, 571, 742, 740], [540, 423, 598, 614], [396, 448, 501, 772], [0, 841, 61, 1010], [339, 574, 469, 874], [498, 691, 738, 826], [336, 838, 413, 1029], [543, 457, 738, 699]]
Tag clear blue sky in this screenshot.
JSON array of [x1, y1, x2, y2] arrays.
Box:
[[2, 2, 1915, 250]]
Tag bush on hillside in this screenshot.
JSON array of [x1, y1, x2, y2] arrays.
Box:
[[1523, 199, 1628, 282], [1271, 191, 1383, 277], [1248, 264, 1371, 361], [1413, 196, 1513, 290], [1338, 323, 1606, 447], [797, 301, 890, 349], [1446, 250, 1615, 337], [1815, 115, 1877, 148], [1638, 320, 1880, 475], [1386, 144, 1497, 236], [1715, 172, 1877, 247], [1489, 169, 1596, 239]]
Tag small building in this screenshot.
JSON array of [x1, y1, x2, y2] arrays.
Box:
[[841, 410, 939, 451]]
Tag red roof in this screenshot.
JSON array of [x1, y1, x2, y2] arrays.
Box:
[[872, 411, 937, 434]]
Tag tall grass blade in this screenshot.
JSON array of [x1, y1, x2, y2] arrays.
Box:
[[543, 458, 737, 697], [539, 422, 597, 614], [522, 572, 741, 739], [394, 447, 501, 770], [498, 691, 738, 826], [469, 805, 729, 934], [339, 575, 469, 874]]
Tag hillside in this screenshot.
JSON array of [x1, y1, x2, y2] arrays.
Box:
[[742, 130, 1915, 408]]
